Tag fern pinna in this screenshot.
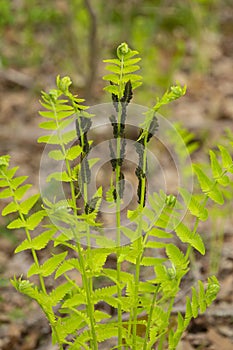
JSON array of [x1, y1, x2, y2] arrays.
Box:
[[1, 43, 232, 349]]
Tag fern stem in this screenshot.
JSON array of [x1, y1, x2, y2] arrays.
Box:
[[51, 99, 97, 349], [68, 225, 98, 349], [67, 166, 97, 348], [114, 53, 127, 350], [24, 227, 47, 293], [142, 284, 160, 350], [116, 114, 123, 349], [132, 138, 148, 349], [75, 112, 97, 348], [74, 232, 98, 350], [82, 182, 97, 348], [16, 208, 47, 293]]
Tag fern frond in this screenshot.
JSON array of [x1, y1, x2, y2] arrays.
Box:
[[139, 84, 186, 138], [15, 228, 56, 253], [93, 285, 118, 303], [95, 323, 119, 342], [193, 164, 224, 204], [180, 188, 208, 221], [26, 210, 46, 230], [205, 275, 220, 306], [20, 194, 41, 215], [218, 145, 233, 172], [141, 257, 167, 266], [1, 201, 19, 216], [14, 184, 32, 200], [103, 268, 133, 286], [62, 292, 86, 308], [7, 217, 26, 229], [193, 164, 213, 192], [38, 129, 76, 146], [148, 227, 173, 239], [165, 244, 189, 270], [11, 276, 39, 300], [103, 42, 142, 98], [27, 251, 68, 277], [12, 276, 56, 324], [175, 221, 205, 255], [121, 226, 140, 242], [54, 314, 85, 345], [168, 275, 220, 349], [49, 281, 73, 306], [55, 258, 81, 279], [68, 329, 91, 350], [94, 310, 111, 322], [209, 150, 222, 179]]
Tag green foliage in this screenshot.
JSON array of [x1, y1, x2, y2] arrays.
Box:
[[168, 276, 220, 350], [0, 0, 13, 27], [1, 42, 232, 349], [103, 42, 142, 98], [193, 144, 233, 205]]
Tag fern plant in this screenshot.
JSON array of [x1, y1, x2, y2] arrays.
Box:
[[1, 43, 232, 349]]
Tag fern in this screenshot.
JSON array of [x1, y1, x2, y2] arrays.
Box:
[[103, 42, 142, 98], [180, 188, 208, 221], [27, 251, 68, 277], [165, 244, 189, 271], [15, 228, 56, 253], [174, 221, 205, 255], [139, 84, 186, 141], [1, 43, 231, 350], [168, 276, 220, 350], [193, 145, 233, 206]]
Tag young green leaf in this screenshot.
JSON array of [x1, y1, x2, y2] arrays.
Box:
[[26, 210, 46, 230], [20, 194, 40, 215], [175, 222, 205, 255], [0, 188, 12, 199], [14, 184, 32, 200], [218, 145, 233, 170], [15, 228, 56, 253], [7, 217, 25, 229], [28, 251, 67, 277], [180, 188, 208, 221], [2, 201, 18, 216], [141, 257, 167, 266], [209, 150, 222, 179], [165, 244, 189, 270]]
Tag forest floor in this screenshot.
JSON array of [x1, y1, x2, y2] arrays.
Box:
[[0, 13, 233, 350]]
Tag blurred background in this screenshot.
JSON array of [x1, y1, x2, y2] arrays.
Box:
[[0, 1, 233, 349]]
